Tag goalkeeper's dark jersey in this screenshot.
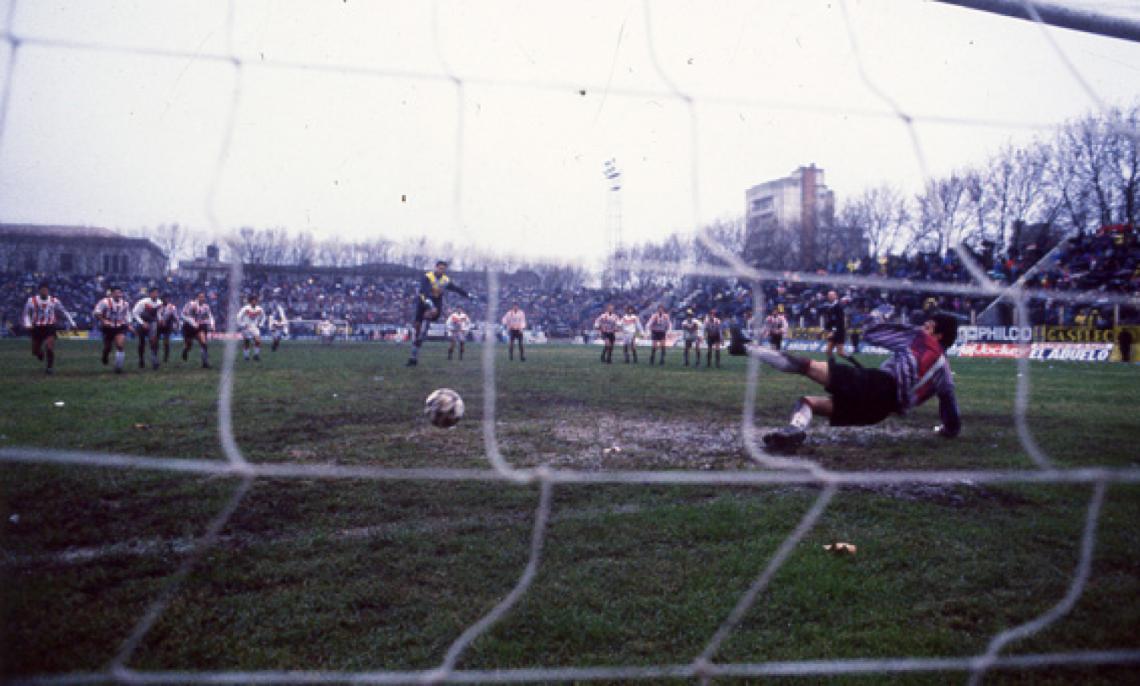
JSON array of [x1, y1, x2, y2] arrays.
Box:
[[415, 271, 468, 320], [864, 321, 960, 436]]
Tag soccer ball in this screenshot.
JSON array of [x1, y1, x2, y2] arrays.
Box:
[[425, 388, 464, 428]]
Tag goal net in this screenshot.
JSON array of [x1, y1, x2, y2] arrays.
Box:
[[1, 1, 1139, 684]]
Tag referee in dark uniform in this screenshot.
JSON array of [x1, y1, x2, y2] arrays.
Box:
[[823, 290, 851, 362]]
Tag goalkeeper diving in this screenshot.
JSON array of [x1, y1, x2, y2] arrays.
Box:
[[754, 308, 961, 450]]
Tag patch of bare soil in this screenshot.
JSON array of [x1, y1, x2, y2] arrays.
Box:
[[498, 412, 752, 471]]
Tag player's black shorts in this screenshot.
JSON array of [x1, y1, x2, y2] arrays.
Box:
[[601, 331, 616, 344], [509, 329, 523, 342], [828, 329, 847, 345], [769, 333, 783, 349], [157, 325, 173, 336], [415, 301, 443, 324], [182, 323, 200, 339], [102, 325, 127, 339], [706, 333, 722, 346], [32, 325, 57, 345], [825, 359, 899, 427], [651, 330, 666, 342]]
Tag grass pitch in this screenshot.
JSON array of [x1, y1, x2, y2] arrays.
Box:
[[1, 339, 1138, 683]]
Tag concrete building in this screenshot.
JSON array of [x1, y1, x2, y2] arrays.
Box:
[[744, 164, 835, 270], [0, 224, 167, 278]]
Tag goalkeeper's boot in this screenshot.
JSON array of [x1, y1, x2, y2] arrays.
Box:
[[406, 358, 418, 367], [763, 426, 806, 451]]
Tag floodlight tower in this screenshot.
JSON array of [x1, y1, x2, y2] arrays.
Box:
[[603, 158, 624, 289]]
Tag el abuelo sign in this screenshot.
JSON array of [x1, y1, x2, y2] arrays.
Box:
[[954, 342, 1115, 361]]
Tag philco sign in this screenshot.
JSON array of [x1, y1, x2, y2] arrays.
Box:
[[958, 326, 1034, 343]]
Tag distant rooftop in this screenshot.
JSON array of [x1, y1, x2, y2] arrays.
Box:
[[0, 224, 125, 239]]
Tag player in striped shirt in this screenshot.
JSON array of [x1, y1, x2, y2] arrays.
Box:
[[762, 306, 789, 350], [268, 302, 289, 352], [94, 286, 132, 374], [237, 294, 267, 362], [132, 285, 164, 370], [754, 310, 961, 450], [646, 305, 671, 366], [704, 308, 723, 369], [446, 306, 471, 361], [502, 303, 527, 362], [594, 304, 620, 364], [318, 317, 336, 345], [157, 298, 180, 363], [180, 292, 215, 368], [619, 306, 643, 364], [680, 309, 703, 367], [22, 282, 76, 375]]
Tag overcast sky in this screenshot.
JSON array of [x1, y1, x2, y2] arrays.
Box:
[[0, 0, 1138, 264]]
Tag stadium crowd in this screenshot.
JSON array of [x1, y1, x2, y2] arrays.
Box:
[[3, 226, 1137, 338]]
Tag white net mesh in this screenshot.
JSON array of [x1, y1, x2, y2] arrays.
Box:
[[2, 1, 1140, 683]]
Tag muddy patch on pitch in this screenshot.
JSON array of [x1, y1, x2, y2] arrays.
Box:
[[499, 413, 751, 471], [805, 423, 929, 448], [498, 416, 943, 472]]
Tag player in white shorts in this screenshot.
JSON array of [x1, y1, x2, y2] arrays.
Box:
[[619, 306, 644, 364], [318, 317, 336, 344], [268, 302, 289, 352], [447, 306, 471, 361], [236, 294, 267, 361]]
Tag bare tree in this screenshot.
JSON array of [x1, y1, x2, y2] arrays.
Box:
[[1050, 110, 1130, 234], [913, 173, 971, 255], [357, 237, 395, 265], [743, 217, 800, 270], [840, 185, 910, 258], [1105, 104, 1140, 228], [153, 224, 188, 269]]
